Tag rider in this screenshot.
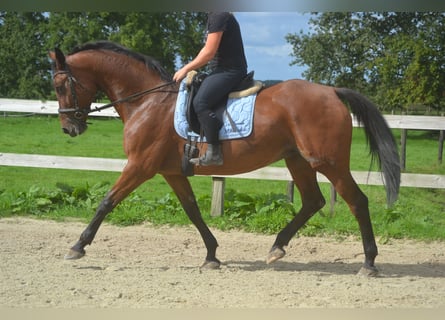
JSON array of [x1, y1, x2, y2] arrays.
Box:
[[173, 12, 248, 166]]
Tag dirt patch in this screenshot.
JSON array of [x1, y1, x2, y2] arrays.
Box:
[[1, 217, 444, 308]]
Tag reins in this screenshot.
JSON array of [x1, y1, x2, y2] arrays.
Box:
[[55, 67, 177, 119], [87, 81, 177, 114]]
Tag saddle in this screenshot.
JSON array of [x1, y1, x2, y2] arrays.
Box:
[[185, 70, 263, 134], [181, 70, 263, 176]]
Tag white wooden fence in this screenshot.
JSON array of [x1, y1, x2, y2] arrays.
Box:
[[1, 98, 444, 215], [0, 98, 118, 117], [2, 98, 444, 127], [1, 152, 444, 215]]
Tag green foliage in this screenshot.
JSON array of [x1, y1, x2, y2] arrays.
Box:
[[287, 12, 445, 113], [108, 12, 207, 73], [217, 190, 296, 233], [0, 183, 297, 234], [0, 12, 207, 100], [45, 13, 120, 53], [0, 12, 52, 99], [0, 181, 109, 218], [286, 13, 371, 91], [2, 181, 443, 241]]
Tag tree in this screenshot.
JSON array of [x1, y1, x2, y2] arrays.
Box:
[[0, 12, 51, 99], [109, 12, 206, 73], [45, 12, 124, 54], [0, 12, 207, 100], [286, 13, 373, 93], [45, 12, 207, 74], [370, 13, 445, 111], [286, 12, 445, 113]]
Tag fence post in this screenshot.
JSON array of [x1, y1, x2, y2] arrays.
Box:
[[439, 130, 444, 165], [211, 177, 225, 217], [400, 128, 407, 171], [439, 114, 444, 165], [287, 181, 294, 202], [330, 184, 337, 216]]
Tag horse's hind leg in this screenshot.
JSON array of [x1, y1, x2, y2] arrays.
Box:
[[323, 168, 379, 276], [267, 155, 326, 264], [163, 174, 220, 269], [65, 162, 151, 260]]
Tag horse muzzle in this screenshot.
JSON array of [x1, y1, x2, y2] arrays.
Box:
[[61, 118, 88, 137]]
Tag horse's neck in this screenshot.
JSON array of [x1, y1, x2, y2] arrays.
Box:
[[95, 62, 168, 122], [100, 70, 158, 101]]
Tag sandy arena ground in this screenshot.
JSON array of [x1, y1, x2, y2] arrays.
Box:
[[0, 217, 444, 308]]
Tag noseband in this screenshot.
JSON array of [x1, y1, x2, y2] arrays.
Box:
[[53, 69, 177, 119]]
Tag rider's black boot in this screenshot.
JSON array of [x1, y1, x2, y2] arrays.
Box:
[[190, 111, 223, 166]]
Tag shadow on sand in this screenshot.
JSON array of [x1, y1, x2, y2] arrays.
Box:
[[222, 259, 445, 278]]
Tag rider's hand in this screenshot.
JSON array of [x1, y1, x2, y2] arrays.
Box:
[[173, 67, 189, 83]]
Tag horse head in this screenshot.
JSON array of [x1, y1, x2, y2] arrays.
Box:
[[49, 47, 97, 137]]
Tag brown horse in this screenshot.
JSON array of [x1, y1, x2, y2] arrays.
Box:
[[49, 41, 400, 276]]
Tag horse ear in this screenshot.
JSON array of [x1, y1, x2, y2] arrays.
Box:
[[49, 47, 67, 70]]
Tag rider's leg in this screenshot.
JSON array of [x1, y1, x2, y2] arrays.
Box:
[[190, 68, 245, 166]]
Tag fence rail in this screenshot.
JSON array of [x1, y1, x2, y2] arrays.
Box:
[[1, 97, 444, 127], [0, 98, 118, 117], [1, 153, 444, 215], [2, 152, 444, 188]]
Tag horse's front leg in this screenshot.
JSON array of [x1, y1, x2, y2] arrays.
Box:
[[65, 163, 152, 260], [163, 174, 220, 269], [64, 194, 114, 259]]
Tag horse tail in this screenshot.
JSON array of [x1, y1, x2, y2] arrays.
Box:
[[335, 87, 401, 206]]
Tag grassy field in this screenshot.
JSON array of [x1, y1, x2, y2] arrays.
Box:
[[1, 115, 444, 240]]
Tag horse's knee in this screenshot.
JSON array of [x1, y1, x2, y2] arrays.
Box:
[[79, 197, 115, 245], [97, 196, 115, 213]]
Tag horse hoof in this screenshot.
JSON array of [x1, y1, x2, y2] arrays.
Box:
[[266, 246, 286, 264], [64, 249, 85, 260], [357, 266, 379, 277], [200, 260, 221, 270]]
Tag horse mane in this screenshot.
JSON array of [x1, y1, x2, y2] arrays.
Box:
[[69, 41, 172, 82]]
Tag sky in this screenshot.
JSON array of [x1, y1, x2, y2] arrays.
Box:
[[234, 12, 312, 81]]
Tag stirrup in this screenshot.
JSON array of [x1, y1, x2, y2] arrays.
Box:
[[190, 144, 223, 166], [189, 155, 223, 166]]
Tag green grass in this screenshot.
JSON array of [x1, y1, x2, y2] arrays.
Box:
[[0, 115, 444, 241], [0, 114, 126, 158]]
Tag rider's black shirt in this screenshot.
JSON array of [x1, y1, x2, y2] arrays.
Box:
[[207, 12, 248, 71]]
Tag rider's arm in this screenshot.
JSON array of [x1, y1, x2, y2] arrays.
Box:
[[173, 31, 223, 82]]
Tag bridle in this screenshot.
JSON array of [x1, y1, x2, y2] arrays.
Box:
[[53, 69, 177, 120], [53, 70, 86, 120]]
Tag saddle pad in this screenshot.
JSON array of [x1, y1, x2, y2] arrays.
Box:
[[174, 81, 257, 141]]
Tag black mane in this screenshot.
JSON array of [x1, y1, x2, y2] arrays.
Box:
[[70, 41, 172, 82]]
